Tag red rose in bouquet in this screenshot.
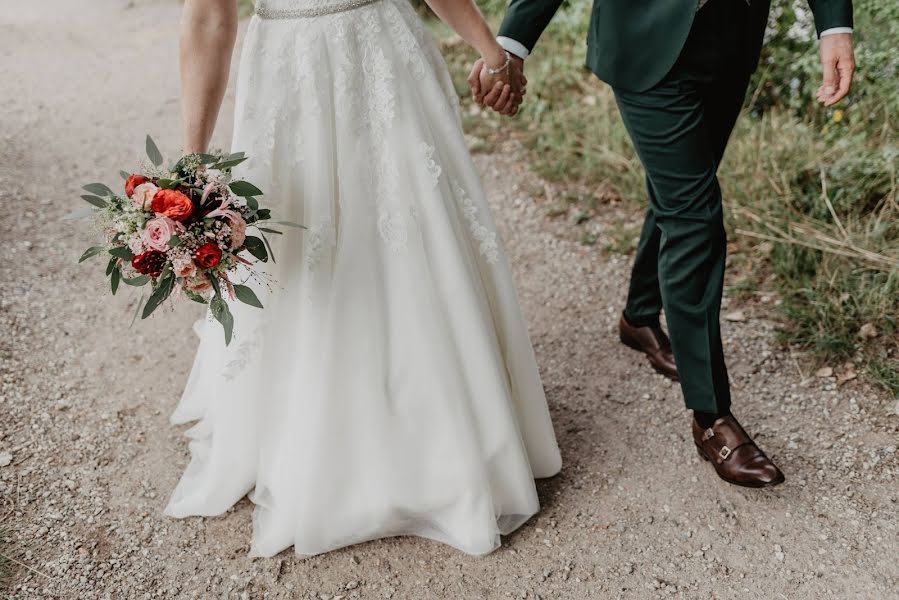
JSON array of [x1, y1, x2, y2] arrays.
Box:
[[194, 242, 222, 269], [131, 250, 166, 276], [124, 174, 149, 197], [150, 189, 193, 222]]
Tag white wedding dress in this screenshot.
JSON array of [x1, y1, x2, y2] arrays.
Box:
[[165, 0, 562, 557]]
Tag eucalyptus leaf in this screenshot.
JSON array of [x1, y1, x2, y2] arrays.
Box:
[[111, 267, 121, 295], [105, 256, 118, 276], [209, 296, 234, 345], [273, 220, 307, 229], [168, 235, 182, 248], [255, 208, 271, 221], [245, 196, 259, 210], [196, 153, 218, 164], [131, 294, 145, 328], [122, 275, 151, 287], [156, 178, 180, 190], [81, 194, 108, 208], [259, 230, 276, 264], [233, 284, 263, 308], [78, 246, 106, 263], [229, 180, 263, 197], [243, 236, 268, 262], [184, 290, 208, 304], [211, 156, 249, 170], [65, 207, 99, 221], [109, 246, 134, 260], [146, 135, 164, 167], [120, 170, 131, 181], [83, 183, 113, 197], [141, 270, 175, 319], [209, 275, 222, 298]]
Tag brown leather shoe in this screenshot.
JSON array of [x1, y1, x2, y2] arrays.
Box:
[[692, 416, 785, 488], [618, 314, 679, 381]]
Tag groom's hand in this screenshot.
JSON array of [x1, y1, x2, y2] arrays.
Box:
[[467, 56, 527, 117], [817, 33, 855, 107]]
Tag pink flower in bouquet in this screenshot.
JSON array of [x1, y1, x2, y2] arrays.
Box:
[[184, 273, 213, 293], [125, 174, 149, 197], [205, 197, 233, 217], [201, 181, 218, 205], [205, 200, 246, 249], [131, 182, 159, 210], [172, 256, 197, 279], [217, 210, 247, 249], [142, 216, 183, 252], [128, 235, 144, 255]]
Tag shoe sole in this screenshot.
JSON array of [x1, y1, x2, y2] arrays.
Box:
[[619, 334, 680, 382], [695, 444, 785, 488]]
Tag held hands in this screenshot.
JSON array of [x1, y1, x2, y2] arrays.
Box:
[[467, 48, 526, 117], [817, 33, 855, 107]]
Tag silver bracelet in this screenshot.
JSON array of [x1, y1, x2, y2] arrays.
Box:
[[484, 51, 511, 76]]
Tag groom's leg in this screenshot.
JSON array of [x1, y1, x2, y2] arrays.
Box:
[[623, 193, 663, 327], [612, 0, 755, 413], [704, 71, 752, 175], [612, 0, 784, 487], [613, 87, 731, 414]]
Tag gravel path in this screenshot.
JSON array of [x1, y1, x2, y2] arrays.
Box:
[[1, 1, 897, 599]]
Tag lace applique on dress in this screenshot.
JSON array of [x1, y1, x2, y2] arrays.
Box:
[[388, 4, 428, 80], [453, 180, 499, 264], [223, 333, 261, 381], [378, 210, 408, 253], [305, 219, 334, 270], [420, 142, 442, 188]]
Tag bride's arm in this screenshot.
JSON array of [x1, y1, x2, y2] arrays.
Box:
[[180, 0, 238, 154], [424, 0, 522, 115]]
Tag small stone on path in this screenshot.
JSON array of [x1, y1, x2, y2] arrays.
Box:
[[815, 367, 833, 378]]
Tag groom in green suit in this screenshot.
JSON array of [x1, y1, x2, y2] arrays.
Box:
[[472, 0, 855, 487]]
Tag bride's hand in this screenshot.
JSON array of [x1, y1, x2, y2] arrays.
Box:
[[468, 48, 526, 117]]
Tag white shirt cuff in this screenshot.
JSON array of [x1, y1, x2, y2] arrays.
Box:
[[497, 37, 530, 60], [820, 27, 853, 37]]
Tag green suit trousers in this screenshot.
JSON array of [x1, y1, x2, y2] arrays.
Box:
[[617, 0, 754, 413]]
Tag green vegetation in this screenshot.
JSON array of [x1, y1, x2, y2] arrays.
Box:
[[435, 0, 898, 395]]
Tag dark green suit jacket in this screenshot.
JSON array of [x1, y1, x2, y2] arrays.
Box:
[[498, 0, 853, 92]]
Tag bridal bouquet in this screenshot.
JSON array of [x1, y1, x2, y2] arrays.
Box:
[[73, 136, 300, 345]]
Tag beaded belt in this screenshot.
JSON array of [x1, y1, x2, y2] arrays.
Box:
[[255, 0, 381, 19]]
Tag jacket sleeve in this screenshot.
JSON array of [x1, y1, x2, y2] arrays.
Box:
[[497, 0, 567, 54], [807, 0, 853, 35]]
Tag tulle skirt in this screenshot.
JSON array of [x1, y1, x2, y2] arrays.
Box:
[[164, 0, 562, 557]]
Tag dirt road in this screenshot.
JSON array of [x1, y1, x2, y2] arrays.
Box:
[[1, 1, 897, 598]]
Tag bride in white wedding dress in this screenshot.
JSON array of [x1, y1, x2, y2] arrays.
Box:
[[165, 0, 562, 557]]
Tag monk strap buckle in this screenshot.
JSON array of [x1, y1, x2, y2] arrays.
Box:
[[718, 446, 732, 460]]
